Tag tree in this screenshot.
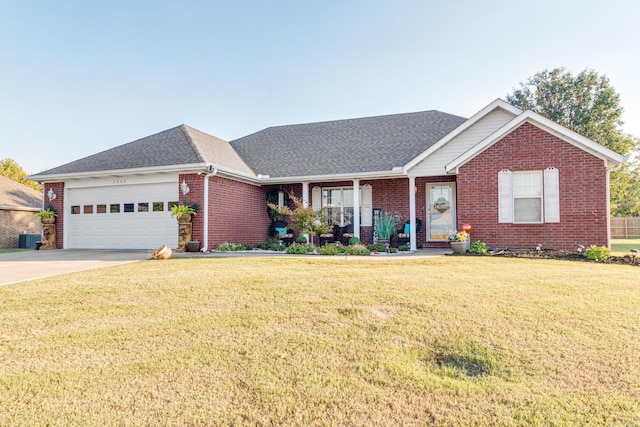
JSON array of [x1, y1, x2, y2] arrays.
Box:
[[267, 196, 333, 246], [507, 68, 640, 216], [0, 158, 42, 191]]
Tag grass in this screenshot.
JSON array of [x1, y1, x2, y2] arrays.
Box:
[[611, 237, 640, 256], [0, 256, 638, 426], [0, 248, 33, 254]]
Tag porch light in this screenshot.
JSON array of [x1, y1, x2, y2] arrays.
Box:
[[47, 188, 57, 202], [181, 180, 190, 196]]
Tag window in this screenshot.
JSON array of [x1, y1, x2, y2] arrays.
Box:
[[110, 204, 120, 213], [513, 172, 542, 223], [124, 203, 134, 213], [97, 204, 107, 214], [152, 202, 164, 212], [83, 205, 93, 214], [312, 185, 372, 227], [138, 202, 149, 212], [322, 188, 355, 226], [498, 168, 559, 224], [71, 206, 80, 214]]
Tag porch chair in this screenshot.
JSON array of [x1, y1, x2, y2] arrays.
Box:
[[340, 224, 355, 245], [319, 224, 340, 246], [396, 219, 422, 247], [270, 220, 295, 246]]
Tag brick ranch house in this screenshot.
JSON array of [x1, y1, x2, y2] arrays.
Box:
[[29, 99, 624, 251], [0, 175, 41, 248]]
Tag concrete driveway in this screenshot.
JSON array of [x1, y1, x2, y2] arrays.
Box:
[[0, 250, 148, 286]]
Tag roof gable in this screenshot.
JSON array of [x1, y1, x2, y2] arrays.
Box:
[[30, 125, 255, 180], [445, 110, 626, 172], [0, 175, 41, 210], [404, 99, 521, 173]]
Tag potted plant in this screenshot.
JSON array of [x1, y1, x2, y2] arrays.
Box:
[[377, 212, 398, 247], [36, 206, 57, 224], [448, 230, 469, 254], [170, 202, 197, 222]]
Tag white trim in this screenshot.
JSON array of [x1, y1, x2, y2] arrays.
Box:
[[446, 111, 625, 173], [408, 177, 417, 250], [262, 169, 405, 185], [30, 163, 262, 185], [403, 99, 522, 172], [352, 179, 360, 239]]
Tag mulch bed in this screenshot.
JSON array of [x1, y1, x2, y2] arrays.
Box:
[[451, 249, 639, 266]]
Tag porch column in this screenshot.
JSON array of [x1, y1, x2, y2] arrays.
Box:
[[353, 179, 360, 239], [302, 182, 309, 208], [409, 176, 417, 251], [302, 182, 310, 242]]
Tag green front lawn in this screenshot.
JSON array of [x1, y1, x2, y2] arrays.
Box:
[[0, 257, 638, 425]]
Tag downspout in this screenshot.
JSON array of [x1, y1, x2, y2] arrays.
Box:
[[201, 166, 218, 252]]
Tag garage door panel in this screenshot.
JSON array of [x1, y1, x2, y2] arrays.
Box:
[[68, 181, 178, 249]]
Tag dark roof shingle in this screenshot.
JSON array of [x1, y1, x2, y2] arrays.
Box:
[[229, 110, 466, 177]]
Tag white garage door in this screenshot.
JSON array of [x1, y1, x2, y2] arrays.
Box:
[[67, 181, 178, 249]]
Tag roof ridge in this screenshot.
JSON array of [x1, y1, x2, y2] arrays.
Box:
[[179, 124, 206, 163], [269, 109, 459, 129]]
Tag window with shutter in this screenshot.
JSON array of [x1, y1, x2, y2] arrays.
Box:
[[498, 169, 513, 223]]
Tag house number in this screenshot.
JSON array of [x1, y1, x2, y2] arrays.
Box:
[[113, 179, 127, 184]]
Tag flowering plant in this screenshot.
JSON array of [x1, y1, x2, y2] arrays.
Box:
[[447, 230, 468, 242]]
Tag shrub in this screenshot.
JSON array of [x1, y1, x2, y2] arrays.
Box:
[[344, 244, 371, 256], [398, 245, 409, 252], [285, 244, 314, 254], [348, 236, 360, 245], [367, 242, 386, 252], [296, 235, 308, 244], [468, 241, 488, 254], [316, 244, 346, 255], [216, 242, 233, 251], [389, 247, 397, 254], [584, 245, 610, 261], [216, 242, 247, 251]]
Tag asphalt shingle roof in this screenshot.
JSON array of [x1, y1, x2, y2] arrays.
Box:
[[30, 110, 467, 180], [0, 175, 42, 209], [229, 110, 467, 178], [30, 125, 253, 177]]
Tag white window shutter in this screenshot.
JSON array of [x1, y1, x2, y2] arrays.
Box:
[[544, 167, 560, 223], [312, 186, 322, 211], [361, 184, 372, 226], [498, 169, 513, 223]]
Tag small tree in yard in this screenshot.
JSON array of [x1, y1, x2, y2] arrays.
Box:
[[268, 196, 333, 246]]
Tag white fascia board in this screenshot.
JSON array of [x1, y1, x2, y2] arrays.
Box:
[[215, 168, 262, 185], [445, 110, 626, 173], [403, 98, 522, 173], [261, 169, 406, 185], [28, 163, 210, 183]]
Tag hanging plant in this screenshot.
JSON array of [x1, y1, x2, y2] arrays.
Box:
[[266, 189, 290, 221]]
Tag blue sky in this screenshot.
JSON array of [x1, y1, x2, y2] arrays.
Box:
[[1, 0, 639, 174]]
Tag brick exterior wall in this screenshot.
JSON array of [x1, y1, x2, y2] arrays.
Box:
[[208, 176, 272, 249], [0, 209, 40, 248], [456, 123, 611, 250], [43, 183, 65, 249]]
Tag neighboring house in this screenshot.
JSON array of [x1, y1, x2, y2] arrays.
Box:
[[0, 175, 42, 248], [29, 99, 625, 251]]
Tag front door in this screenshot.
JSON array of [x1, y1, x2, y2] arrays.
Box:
[[427, 183, 456, 241]]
